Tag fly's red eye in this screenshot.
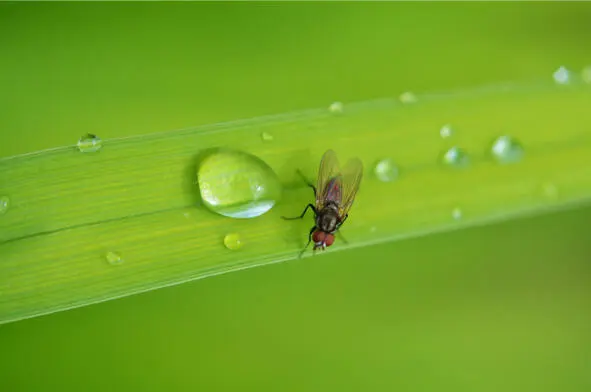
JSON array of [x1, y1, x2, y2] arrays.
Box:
[[312, 231, 325, 243], [324, 234, 335, 246]]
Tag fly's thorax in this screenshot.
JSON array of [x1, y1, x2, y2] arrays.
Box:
[[316, 205, 340, 233]]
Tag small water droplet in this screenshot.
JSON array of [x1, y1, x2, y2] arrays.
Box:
[[329, 101, 343, 114], [582, 66, 591, 84], [374, 158, 399, 182], [440, 124, 453, 138], [77, 133, 103, 153], [197, 149, 282, 218], [399, 91, 417, 104], [553, 66, 571, 85], [0, 196, 9, 214], [224, 233, 243, 250], [261, 131, 274, 142], [451, 208, 462, 220], [441, 146, 469, 167], [542, 183, 558, 198], [106, 251, 123, 265], [491, 135, 524, 164]]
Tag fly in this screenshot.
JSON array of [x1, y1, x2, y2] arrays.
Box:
[[282, 149, 363, 258]]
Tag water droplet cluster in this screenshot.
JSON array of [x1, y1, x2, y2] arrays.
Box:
[[371, 115, 531, 222], [3, 77, 566, 262]]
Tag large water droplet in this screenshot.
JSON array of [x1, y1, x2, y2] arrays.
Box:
[[553, 66, 570, 85], [77, 133, 102, 153], [491, 135, 524, 164], [374, 158, 399, 182], [106, 251, 123, 265], [441, 146, 469, 167], [451, 208, 463, 220], [329, 101, 343, 114], [223, 233, 243, 250], [0, 196, 9, 214], [399, 91, 417, 104], [197, 149, 282, 218], [440, 124, 453, 138]]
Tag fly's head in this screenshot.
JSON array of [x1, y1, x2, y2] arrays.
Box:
[[312, 230, 335, 251]]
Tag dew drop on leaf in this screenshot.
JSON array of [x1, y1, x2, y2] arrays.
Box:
[[197, 149, 282, 219], [261, 132, 274, 142], [374, 158, 399, 182], [491, 135, 524, 164], [399, 91, 417, 104], [553, 66, 570, 85], [440, 124, 453, 138], [77, 134, 103, 153], [106, 251, 123, 265], [441, 146, 470, 168], [224, 233, 243, 250], [329, 101, 344, 114], [0, 196, 10, 214]]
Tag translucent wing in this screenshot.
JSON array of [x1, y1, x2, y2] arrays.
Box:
[[315, 149, 341, 209], [338, 157, 363, 218]]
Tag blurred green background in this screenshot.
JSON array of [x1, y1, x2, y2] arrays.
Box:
[[1, 2, 590, 391]]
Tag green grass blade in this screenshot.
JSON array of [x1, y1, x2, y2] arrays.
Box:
[[1, 81, 591, 324]]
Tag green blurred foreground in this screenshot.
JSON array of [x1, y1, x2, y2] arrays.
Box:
[[1, 3, 590, 391]]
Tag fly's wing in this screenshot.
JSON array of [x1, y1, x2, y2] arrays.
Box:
[[338, 157, 363, 218], [316, 149, 341, 209]]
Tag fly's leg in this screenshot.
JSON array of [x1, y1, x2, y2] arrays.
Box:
[[340, 214, 349, 225], [281, 203, 317, 220], [299, 226, 316, 259], [335, 214, 349, 244], [297, 169, 317, 198], [336, 230, 349, 245]]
